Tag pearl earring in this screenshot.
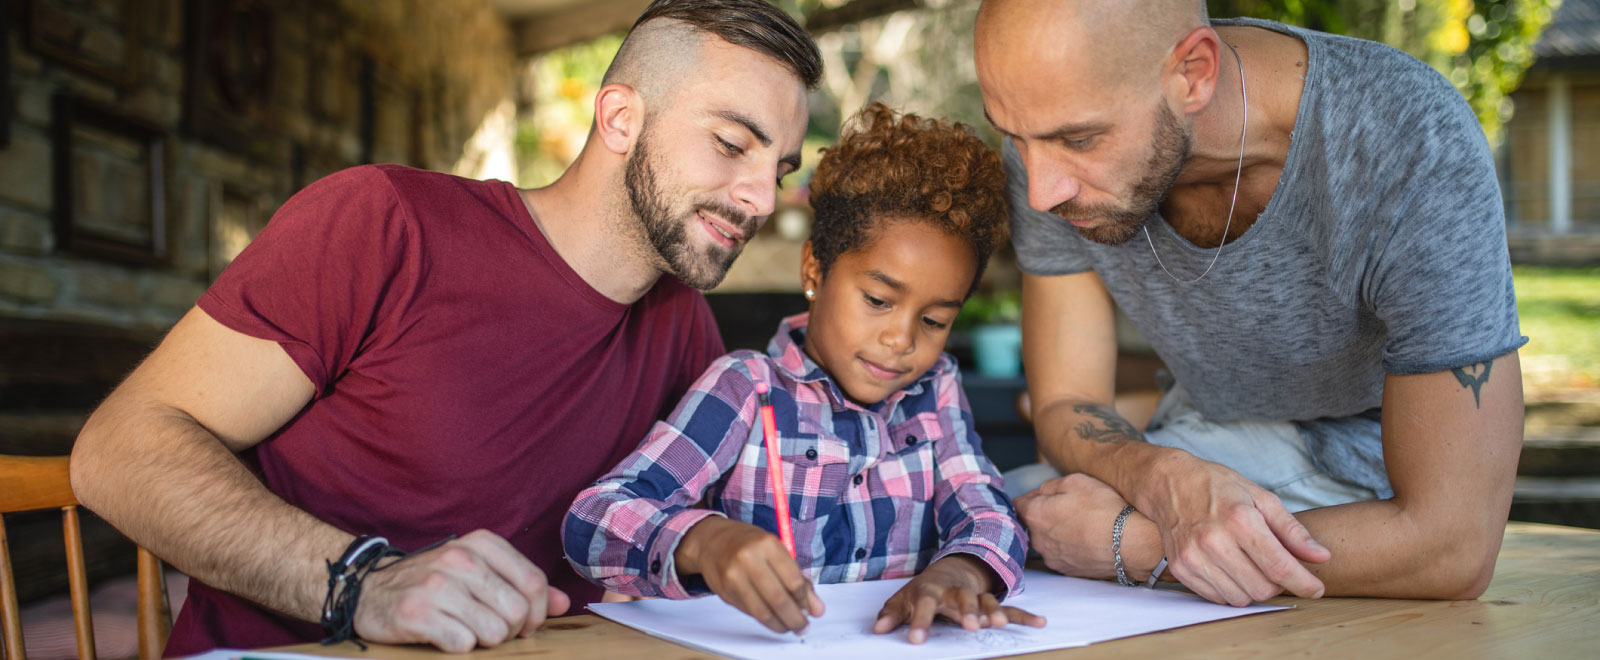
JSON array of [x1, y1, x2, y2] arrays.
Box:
[[804, 288, 815, 300]]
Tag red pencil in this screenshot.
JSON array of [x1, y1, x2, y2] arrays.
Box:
[[755, 382, 796, 558]]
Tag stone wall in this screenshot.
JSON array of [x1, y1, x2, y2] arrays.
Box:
[[0, 0, 516, 332]]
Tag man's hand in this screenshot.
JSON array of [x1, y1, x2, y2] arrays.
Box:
[[354, 530, 570, 652], [675, 517, 823, 635], [873, 555, 1045, 644], [1014, 473, 1137, 579], [1138, 454, 1330, 605]]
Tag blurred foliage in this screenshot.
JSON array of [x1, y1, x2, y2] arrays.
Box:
[[515, 0, 1564, 187], [954, 288, 1022, 329], [1210, 0, 1564, 145], [516, 35, 623, 187], [1513, 265, 1600, 391]]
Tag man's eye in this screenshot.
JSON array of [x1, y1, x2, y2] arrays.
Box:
[[1064, 136, 1095, 151], [716, 137, 744, 156], [863, 294, 888, 308]]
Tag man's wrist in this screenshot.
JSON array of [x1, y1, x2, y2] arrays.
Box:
[[1124, 512, 1166, 582]]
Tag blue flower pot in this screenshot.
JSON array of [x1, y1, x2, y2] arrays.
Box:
[[973, 323, 1023, 378]]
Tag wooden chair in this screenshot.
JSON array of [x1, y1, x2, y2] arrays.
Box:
[[0, 455, 172, 660]]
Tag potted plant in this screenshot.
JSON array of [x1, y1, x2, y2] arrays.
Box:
[[955, 289, 1023, 378]]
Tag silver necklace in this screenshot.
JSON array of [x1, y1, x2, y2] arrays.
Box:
[[1145, 39, 1247, 284]]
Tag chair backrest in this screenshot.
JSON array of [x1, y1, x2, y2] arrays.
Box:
[[0, 456, 171, 660]]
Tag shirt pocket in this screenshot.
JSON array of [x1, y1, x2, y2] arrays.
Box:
[[775, 432, 851, 521], [885, 417, 942, 501]]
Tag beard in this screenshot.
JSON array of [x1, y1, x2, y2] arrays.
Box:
[[624, 125, 752, 290], [1050, 102, 1190, 246]]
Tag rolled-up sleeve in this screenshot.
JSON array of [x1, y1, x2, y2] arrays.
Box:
[[926, 368, 1029, 598]]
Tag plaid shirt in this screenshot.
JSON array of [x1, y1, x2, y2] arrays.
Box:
[[563, 313, 1027, 600]]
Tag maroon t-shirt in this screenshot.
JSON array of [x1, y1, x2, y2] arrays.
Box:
[[170, 165, 723, 655]]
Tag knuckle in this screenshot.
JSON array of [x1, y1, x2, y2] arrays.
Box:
[[396, 594, 433, 623], [421, 571, 452, 592], [505, 592, 531, 621], [436, 547, 479, 571], [444, 631, 473, 653], [1261, 555, 1298, 580], [481, 616, 511, 646]]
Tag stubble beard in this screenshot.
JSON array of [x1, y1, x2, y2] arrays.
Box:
[[1050, 103, 1191, 246], [623, 126, 750, 290]]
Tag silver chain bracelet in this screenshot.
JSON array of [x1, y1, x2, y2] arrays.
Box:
[[1112, 504, 1138, 587]]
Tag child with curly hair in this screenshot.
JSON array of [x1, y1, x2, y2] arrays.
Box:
[[563, 103, 1044, 644]]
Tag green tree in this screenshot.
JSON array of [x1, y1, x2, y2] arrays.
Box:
[[1209, 0, 1563, 145]]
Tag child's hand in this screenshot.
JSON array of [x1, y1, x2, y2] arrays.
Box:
[[874, 554, 1046, 644], [675, 516, 824, 635]]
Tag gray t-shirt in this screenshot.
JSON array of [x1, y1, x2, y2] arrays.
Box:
[[1006, 18, 1526, 496]]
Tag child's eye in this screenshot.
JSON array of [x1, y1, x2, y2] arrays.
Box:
[[863, 293, 889, 309], [716, 136, 745, 156], [922, 316, 948, 330]]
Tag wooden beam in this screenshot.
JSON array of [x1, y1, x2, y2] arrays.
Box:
[[513, 0, 652, 57], [805, 0, 921, 35]]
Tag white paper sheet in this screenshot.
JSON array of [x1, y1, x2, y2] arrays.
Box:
[[182, 649, 389, 660], [588, 569, 1286, 660]]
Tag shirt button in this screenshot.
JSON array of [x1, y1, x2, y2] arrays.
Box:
[[650, 559, 661, 574], [855, 548, 867, 560], [853, 474, 864, 486], [805, 447, 818, 460], [906, 435, 918, 446]]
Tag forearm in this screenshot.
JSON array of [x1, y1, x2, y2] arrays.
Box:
[[73, 403, 352, 621], [1115, 497, 1506, 598], [1293, 499, 1506, 598], [1033, 397, 1186, 501]]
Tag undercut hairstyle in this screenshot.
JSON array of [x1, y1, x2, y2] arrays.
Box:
[[605, 0, 822, 96], [808, 103, 1011, 298]]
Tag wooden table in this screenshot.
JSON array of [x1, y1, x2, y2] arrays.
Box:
[[277, 522, 1600, 659]]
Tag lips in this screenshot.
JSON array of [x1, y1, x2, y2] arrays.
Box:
[[859, 356, 908, 381], [698, 210, 745, 246]]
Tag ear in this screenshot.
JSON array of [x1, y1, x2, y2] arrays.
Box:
[[800, 241, 824, 298], [593, 82, 643, 156], [1166, 27, 1221, 116]]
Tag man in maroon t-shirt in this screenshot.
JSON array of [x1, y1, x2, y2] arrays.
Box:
[[70, 1, 819, 654]]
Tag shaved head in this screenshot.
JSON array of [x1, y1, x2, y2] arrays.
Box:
[[977, 0, 1208, 91], [602, 19, 710, 106], [975, 0, 1222, 244]]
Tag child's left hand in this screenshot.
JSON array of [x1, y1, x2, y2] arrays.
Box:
[[873, 554, 1046, 644]]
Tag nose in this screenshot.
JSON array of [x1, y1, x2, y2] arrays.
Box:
[[881, 314, 915, 356], [732, 166, 778, 220], [1026, 151, 1082, 213]]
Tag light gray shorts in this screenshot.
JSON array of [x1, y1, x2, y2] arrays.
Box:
[[1003, 385, 1379, 512]]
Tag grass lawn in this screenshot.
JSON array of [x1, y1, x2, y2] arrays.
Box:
[[1514, 266, 1600, 397]]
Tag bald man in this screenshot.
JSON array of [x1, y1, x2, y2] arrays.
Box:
[[70, 0, 817, 653], [976, 0, 1524, 606]]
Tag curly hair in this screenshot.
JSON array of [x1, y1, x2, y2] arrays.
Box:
[[808, 103, 1010, 298]]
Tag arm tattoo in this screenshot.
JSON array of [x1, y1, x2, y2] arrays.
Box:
[[1451, 361, 1493, 409], [1071, 403, 1145, 444]]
